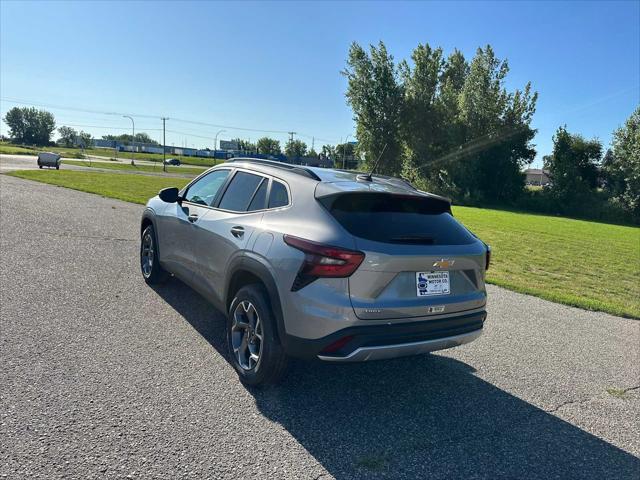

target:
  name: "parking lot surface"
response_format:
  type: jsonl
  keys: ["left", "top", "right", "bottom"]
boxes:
{"left": 1, "top": 174, "right": 639, "bottom": 479}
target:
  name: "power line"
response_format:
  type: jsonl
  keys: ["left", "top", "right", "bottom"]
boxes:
{"left": 54, "top": 123, "right": 163, "bottom": 131}
{"left": 0, "top": 97, "right": 159, "bottom": 119}
{"left": 161, "top": 117, "right": 169, "bottom": 173}
{"left": 1, "top": 97, "right": 345, "bottom": 145}
{"left": 1, "top": 97, "right": 305, "bottom": 137}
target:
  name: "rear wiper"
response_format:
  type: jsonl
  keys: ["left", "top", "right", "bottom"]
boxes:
{"left": 389, "top": 236, "right": 435, "bottom": 245}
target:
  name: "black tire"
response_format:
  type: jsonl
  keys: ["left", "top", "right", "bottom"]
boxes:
{"left": 55, "top": 165, "right": 59, "bottom": 170}
{"left": 140, "top": 225, "right": 169, "bottom": 284}
{"left": 38, "top": 165, "right": 42, "bottom": 169}
{"left": 227, "top": 284, "right": 288, "bottom": 386}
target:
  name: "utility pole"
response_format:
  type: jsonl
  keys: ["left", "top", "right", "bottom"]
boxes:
{"left": 288, "top": 131, "right": 296, "bottom": 144}
{"left": 161, "top": 117, "right": 169, "bottom": 172}
{"left": 213, "top": 130, "right": 226, "bottom": 159}
{"left": 311, "top": 136, "right": 315, "bottom": 153}
{"left": 343, "top": 134, "right": 351, "bottom": 169}
{"left": 123, "top": 115, "right": 135, "bottom": 166}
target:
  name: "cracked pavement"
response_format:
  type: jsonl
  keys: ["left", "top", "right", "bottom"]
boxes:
{"left": 1, "top": 174, "right": 639, "bottom": 479}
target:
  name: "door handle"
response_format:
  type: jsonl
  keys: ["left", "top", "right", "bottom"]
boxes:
{"left": 188, "top": 213, "right": 199, "bottom": 223}
{"left": 230, "top": 226, "right": 245, "bottom": 238}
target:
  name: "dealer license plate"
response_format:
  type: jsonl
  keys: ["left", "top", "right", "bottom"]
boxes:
{"left": 416, "top": 271, "right": 450, "bottom": 297}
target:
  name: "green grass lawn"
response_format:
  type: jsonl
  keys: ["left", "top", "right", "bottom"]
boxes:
{"left": 0, "top": 143, "right": 42, "bottom": 155}
{"left": 6, "top": 169, "right": 640, "bottom": 319}
{"left": 63, "top": 159, "right": 207, "bottom": 176}
{"left": 7, "top": 169, "right": 189, "bottom": 205}
{"left": 0, "top": 142, "right": 220, "bottom": 167}
{"left": 454, "top": 206, "right": 640, "bottom": 319}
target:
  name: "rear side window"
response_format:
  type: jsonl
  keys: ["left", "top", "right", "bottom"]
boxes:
{"left": 247, "top": 179, "right": 268, "bottom": 211}
{"left": 321, "top": 193, "right": 475, "bottom": 245}
{"left": 268, "top": 181, "right": 289, "bottom": 208}
{"left": 219, "top": 171, "right": 264, "bottom": 211}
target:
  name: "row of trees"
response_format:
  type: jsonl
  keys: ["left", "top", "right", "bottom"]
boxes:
{"left": 102, "top": 132, "right": 159, "bottom": 145}
{"left": 343, "top": 41, "right": 639, "bottom": 222}
{"left": 3, "top": 107, "right": 94, "bottom": 148}
{"left": 234, "top": 136, "right": 355, "bottom": 163}
{"left": 544, "top": 108, "right": 640, "bottom": 218}
{"left": 2, "top": 106, "right": 351, "bottom": 162}
{"left": 344, "top": 41, "right": 538, "bottom": 203}
{"left": 3, "top": 107, "right": 56, "bottom": 145}
{"left": 58, "top": 126, "right": 92, "bottom": 148}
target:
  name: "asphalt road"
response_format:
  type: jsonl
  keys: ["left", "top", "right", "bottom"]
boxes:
{"left": 1, "top": 174, "right": 639, "bottom": 479}
{"left": 0, "top": 154, "right": 201, "bottom": 178}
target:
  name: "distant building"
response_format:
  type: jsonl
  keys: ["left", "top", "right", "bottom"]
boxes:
{"left": 525, "top": 168, "right": 550, "bottom": 186}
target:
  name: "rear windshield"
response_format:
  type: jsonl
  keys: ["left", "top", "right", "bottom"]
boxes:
{"left": 321, "top": 193, "right": 476, "bottom": 245}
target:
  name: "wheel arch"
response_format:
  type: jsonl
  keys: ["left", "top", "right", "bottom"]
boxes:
{"left": 140, "top": 210, "right": 162, "bottom": 261}
{"left": 225, "top": 257, "right": 285, "bottom": 343}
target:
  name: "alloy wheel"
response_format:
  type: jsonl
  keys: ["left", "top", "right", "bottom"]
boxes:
{"left": 231, "top": 300, "right": 263, "bottom": 371}
{"left": 141, "top": 231, "right": 154, "bottom": 278}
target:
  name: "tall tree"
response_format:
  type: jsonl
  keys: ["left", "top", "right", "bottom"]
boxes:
{"left": 58, "top": 126, "right": 78, "bottom": 147}
{"left": 449, "top": 46, "right": 538, "bottom": 202}
{"left": 256, "top": 137, "right": 281, "bottom": 155}
{"left": 411, "top": 49, "right": 469, "bottom": 189}
{"left": 321, "top": 144, "right": 336, "bottom": 159}
{"left": 400, "top": 43, "right": 445, "bottom": 169}
{"left": 284, "top": 139, "right": 307, "bottom": 158}
{"left": 4, "top": 107, "right": 25, "bottom": 142}
{"left": 343, "top": 41, "right": 404, "bottom": 175}
{"left": 603, "top": 106, "right": 640, "bottom": 216}
{"left": 231, "top": 138, "right": 256, "bottom": 153}
{"left": 3, "top": 107, "right": 56, "bottom": 145}
{"left": 334, "top": 142, "right": 357, "bottom": 168}
{"left": 78, "top": 131, "right": 93, "bottom": 148}
{"left": 544, "top": 126, "right": 602, "bottom": 203}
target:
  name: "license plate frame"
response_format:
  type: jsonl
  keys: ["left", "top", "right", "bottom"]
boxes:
{"left": 416, "top": 271, "right": 451, "bottom": 297}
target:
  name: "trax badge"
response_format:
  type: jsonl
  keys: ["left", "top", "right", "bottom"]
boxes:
{"left": 433, "top": 259, "right": 455, "bottom": 268}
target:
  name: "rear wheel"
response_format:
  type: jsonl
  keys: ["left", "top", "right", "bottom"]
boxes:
{"left": 227, "top": 285, "right": 287, "bottom": 386}
{"left": 140, "top": 225, "right": 169, "bottom": 284}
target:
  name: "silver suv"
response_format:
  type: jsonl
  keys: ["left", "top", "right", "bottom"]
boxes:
{"left": 140, "top": 159, "right": 490, "bottom": 385}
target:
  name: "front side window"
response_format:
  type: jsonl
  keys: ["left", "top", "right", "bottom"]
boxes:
{"left": 184, "top": 169, "right": 230, "bottom": 206}
{"left": 218, "top": 171, "right": 264, "bottom": 211}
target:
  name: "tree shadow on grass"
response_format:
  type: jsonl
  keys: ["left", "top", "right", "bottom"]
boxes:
{"left": 152, "top": 277, "right": 640, "bottom": 479}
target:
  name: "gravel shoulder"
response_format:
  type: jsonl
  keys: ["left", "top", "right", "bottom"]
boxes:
{"left": 1, "top": 175, "right": 638, "bottom": 479}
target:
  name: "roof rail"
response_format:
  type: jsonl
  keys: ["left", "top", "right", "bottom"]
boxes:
{"left": 227, "top": 158, "right": 321, "bottom": 181}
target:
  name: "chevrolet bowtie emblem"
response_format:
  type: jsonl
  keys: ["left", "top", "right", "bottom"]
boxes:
{"left": 432, "top": 259, "right": 455, "bottom": 268}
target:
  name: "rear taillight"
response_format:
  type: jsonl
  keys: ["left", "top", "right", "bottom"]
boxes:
{"left": 485, "top": 245, "right": 491, "bottom": 270}
{"left": 283, "top": 234, "right": 365, "bottom": 291}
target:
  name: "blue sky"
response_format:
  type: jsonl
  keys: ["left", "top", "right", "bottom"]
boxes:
{"left": 1, "top": 0, "right": 638, "bottom": 166}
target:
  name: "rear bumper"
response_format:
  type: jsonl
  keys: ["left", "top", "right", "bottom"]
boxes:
{"left": 281, "top": 310, "right": 486, "bottom": 361}
{"left": 318, "top": 329, "right": 482, "bottom": 362}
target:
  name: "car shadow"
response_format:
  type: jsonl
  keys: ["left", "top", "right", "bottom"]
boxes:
{"left": 151, "top": 277, "right": 640, "bottom": 479}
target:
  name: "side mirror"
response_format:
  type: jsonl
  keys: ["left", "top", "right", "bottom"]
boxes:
{"left": 159, "top": 187, "right": 180, "bottom": 203}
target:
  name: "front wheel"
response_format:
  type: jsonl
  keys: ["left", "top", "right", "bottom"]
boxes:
{"left": 140, "top": 225, "right": 169, "bottom": 284}
{"left": 227, "top": 285, "right": 288, "bottom": 386}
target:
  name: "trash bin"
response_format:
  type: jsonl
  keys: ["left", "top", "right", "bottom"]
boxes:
{"left": 37, "top": 152, "right": 62, "bottom": 170}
